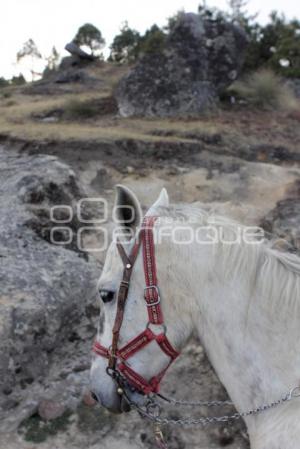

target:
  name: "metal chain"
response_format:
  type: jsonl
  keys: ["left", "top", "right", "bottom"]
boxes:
{"left": 110, "top": 369, "right": 300, "bottom": 427}
{"left": 125, "top": 387, "right": 300, "bottom": 427}
{"left": 157, "top": 393, "right": 233, "bottom": 407}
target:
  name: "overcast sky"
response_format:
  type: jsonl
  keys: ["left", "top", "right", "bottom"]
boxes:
{"left": 1, "top": 0, "right": 299, "bottom": 79}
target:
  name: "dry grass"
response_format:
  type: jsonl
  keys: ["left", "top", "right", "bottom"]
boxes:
{"left": 85, "top": 61, "right": 130, "bottom": 91}
{"left": 0, "top": 119, "right": 206, "bottom": 143}
{"left": 0, "top": 85, "right": 224, "bottom": 143}
{"left": 232, "top": 69, "right": 298, "bottom": 111}
{"left": 1, "top": 69, "right": 298, "bottom": 149}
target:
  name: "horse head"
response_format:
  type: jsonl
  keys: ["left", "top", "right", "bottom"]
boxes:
{"left": 89, "top": 185, "right": 192, "bottom": 413}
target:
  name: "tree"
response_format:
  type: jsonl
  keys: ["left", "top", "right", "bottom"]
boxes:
{"left": 17, "top": 39, "right": 42, "bottom": 81}
{"left": 109, "top": 23, "right": 166, "bottom": 63}
{"left": 243, "top": 12, "right": 300, "bottom": 77}
{"left": 73, "top": 23, "right": 105, "bottom": 56}
{"left": 109, "top": 22, "right": 141, "bottom": 63}
{"left": 11, "top": 74, "right": 26, "bottom": 86}
{"left": 138, "top": 25, "right": 166, "bottom": 56}
{"left": 45, "top": 46, "right": 60, "bottom": 71}
{"left": 0, "top": 77, "right": 9, "bottom": 88}
{"left": 265, "top": 14, "right": 300, "bottom": 77}
{"left": 228, "top": 0, "right": 248, "bottom": 23}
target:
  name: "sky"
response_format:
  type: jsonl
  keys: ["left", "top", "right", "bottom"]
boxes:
{"left": 1, "top": 0, "right": 300, "bottom": 79}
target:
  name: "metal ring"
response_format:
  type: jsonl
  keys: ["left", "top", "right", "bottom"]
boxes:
{"left": 146, "top": 322, "right": 167, "bottom": 335}
{"left": 106, "top": 367, "right": 117, "bottom": 378}
{"left": 146, "top": 402, "right": 162, "bottom": 418}
{"left": 290, "top": 387, "right": 300, "bottom": 398}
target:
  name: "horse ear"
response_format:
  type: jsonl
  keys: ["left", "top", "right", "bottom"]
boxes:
{"left": 114, "top": 185, "right": 142, "bottom": 232}
{"left": 146, "top": 188, "right": 169, "bottom": 215}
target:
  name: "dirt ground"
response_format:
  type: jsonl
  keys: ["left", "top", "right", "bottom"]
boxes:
{"left": 1, "top": 125, "right": 299, "bottom": 448}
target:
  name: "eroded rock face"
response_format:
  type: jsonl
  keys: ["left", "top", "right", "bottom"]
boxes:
{"left": 116, "top": 12, "right": 248, "bottom": 117}
{"left": 261, "top": 180, "right": 300, "bottom": 254}
{"left": 0, "top": 146, "right": 99, "bottom": 405}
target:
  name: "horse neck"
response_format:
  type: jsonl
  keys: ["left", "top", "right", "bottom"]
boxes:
{"left": 249, "top": 405, "right": 300, "bottom": 449}
{"left": 163, "top": 236, "right": 300, "bottom": 448}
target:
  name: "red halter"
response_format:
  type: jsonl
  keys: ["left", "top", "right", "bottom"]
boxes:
{"left": 92, "top": 216, "right": 179, "bottom": 395}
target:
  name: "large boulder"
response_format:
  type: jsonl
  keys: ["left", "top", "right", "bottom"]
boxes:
{"left": 116, "top": 12, "right": 248, "bottom": 117}
{"left": 0, "top": 146, "right": 99, "bottom": 414}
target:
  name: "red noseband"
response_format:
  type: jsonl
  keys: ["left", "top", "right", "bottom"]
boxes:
{"left": 92, "top": 216, "right": 179, "bottom": 395}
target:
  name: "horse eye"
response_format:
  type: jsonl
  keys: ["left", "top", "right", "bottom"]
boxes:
{"left": 99, "top": 289, "right": 115, "bottom": 303}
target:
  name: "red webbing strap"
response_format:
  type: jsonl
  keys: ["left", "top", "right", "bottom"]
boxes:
{"left": 118, "top": 362, "right": 161, "bottom": 395}
{"left": 142, "top": 216, "right": 163, "bottom": 325}
{"left": 93, "top": 341, "right": 109, "bottom": 358}
{"left": 118, "top": 328, "right": 155, "bottom": 360}
{"left": 93, "top": 333, "right": 179, "bottom": 362}
{"left": 156, "top": 334, "right": 180, "bottom": 360}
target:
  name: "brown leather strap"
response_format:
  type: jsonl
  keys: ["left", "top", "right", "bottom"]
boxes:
{"left": 116, "top": 242, "right": 131, "bottom": 267}
{"left": 109, "top": 238, "right": 142, "bottom": 369}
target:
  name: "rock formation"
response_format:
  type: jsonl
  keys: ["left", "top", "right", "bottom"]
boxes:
{"left": 116, "top": 12, "right": 248, "bottom": 117}
{"left": 0, "top": 146, "right": 99, "bottom": 416}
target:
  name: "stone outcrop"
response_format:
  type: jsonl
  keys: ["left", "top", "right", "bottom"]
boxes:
{"left": 116, "top": 12, "right": 248, "bottom": 117}
{"left": 0, "top": 146, "right": 99, "bottom": 408}
{"left": 65, "top": 42, "right": 96, "bottom": 62}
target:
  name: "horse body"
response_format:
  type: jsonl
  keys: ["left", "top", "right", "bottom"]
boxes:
{"left": 167, "top": 220, "right": 300, "bottom": 449}
{"left": 90, "top": 186, "right": 300, "bottom": 448}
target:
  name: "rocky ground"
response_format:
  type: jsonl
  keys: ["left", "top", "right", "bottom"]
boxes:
{"left": 0, "top": 58, "right": 299, "bottom": 449}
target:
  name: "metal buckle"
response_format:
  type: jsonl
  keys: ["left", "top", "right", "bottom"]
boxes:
{"left": 144, "top": 285, "right": 161, "bottom": 306}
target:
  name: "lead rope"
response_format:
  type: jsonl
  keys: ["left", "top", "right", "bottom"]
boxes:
{"left": 154, "top": 423, "right": 168, "bottom": 449}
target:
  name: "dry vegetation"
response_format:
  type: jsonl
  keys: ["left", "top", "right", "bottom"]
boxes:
{"left": 0, "top": 64, "right": 299, "bottom": 156}
{"left": 231, "top": 70, "right": 298, "bottom": 111}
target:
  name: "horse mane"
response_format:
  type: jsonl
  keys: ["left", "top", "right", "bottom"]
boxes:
{"left": 155, "top": 203, "right": 300, "bottom": 311}
{"left": 156, "top": 203, "right": 300, "bottom": 271}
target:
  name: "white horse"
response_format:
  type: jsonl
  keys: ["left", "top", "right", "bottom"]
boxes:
{"left": 90, "top": 185, "right": 300, "bottom": 449}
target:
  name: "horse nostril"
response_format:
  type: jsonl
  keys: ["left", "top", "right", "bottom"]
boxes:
{"left": 82, "top": 390, "right": 98, "bottom": 407}
{"left": 90, "top": 392, "right": 99, "bottom": 402}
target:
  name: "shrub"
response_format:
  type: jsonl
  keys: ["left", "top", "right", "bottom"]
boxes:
{"left": 63, "top": 99, "right": 99, "bottom": 120}
{"left": 0, "top": 77, "right": 9, "bottom": 88}
{"left": 63, "top": 97, "right": 117, "bottom": 120}
{"left": 1, "top": 91, "right": 11, "bottom": 99}
{"left": 231, "top": 70, "right": 297, "bottom": 111}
